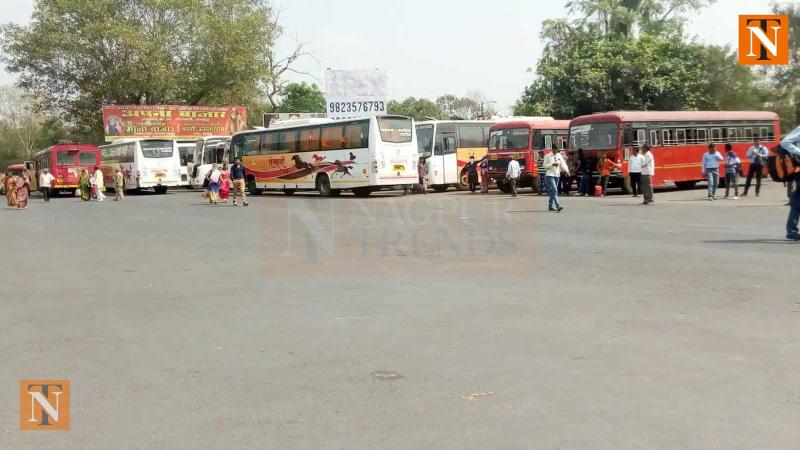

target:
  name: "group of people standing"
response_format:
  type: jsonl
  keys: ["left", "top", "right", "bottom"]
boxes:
{"left": 2, "top": 170, "right": 31, "bottom": 209}
{"left": 203, "top": 158, "right": 248, "bottom": 206}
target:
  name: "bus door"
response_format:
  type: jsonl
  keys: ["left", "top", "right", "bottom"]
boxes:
{"left": 440, "top": 131, "right": 458, "bottom": 185}
{"left": 58, "top": 150, "right": 78, "bottom": 187}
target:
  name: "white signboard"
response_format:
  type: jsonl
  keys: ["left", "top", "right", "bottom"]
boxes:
{"left": 325, "top": 69, "right": 388, "bottom": 120}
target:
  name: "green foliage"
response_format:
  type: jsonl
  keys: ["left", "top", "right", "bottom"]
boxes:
{"left": 387, "top": 97, "right": 444, "bottom": 121}
{"left": 515, "top": 0, "right": 778, "bottom": 120}
{"left": 277, "top": 82, "right": 325, "bottom": 113}
{"left": 435, "top": 93, "right": 496, "bottom": 120}
{"left": 0, "top": 0, "right": 277, "bottom": 141}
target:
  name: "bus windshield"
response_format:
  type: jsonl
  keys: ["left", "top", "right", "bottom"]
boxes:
{"left": 416, "top": 124, "right": 433, "bottom": 157}
{"left": 570, "top": 123, "right": 618, "bottom": 150}
{"left": 141, "top": 140, "right": 174, "bottom": 158}
{"left": 378, "top": 117, "right": 413, "bottom": 143}
{"left": 489, "top": 128, "right": 530, "bottom": 150}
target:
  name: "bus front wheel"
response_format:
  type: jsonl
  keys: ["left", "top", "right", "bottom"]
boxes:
{"left": 247, "top": 176, "right": 263, "bottom": 195}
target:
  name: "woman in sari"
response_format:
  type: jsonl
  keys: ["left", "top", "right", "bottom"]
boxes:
{"left": 4, "top": 172, "right": 16, "bottom": 207}
{"left": 218, "top": 163, "right": 231, "bottom": 203}
{"left": 15, "top": 172, "right": 30, "bottom": 209}
{"left": 79, "top": 169, "right": 92, "bottom": 201}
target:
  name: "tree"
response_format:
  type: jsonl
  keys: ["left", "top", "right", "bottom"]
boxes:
{"left": 435, "top": 92, "right": 496, "bottom": 120}
{"left": 275, "top": 82, "right": 325, "bottom": 113}
{"left": 768, "top": 3, "right": 800, "bottom": 131}
{"left": 514, "top": 0, "right": 768, "bottom": 119}
{"left": 387, "top": 97, "right": 443, "bottom": 120}
{"left": 0, "top": 0, "right": 279, "bottom": 140}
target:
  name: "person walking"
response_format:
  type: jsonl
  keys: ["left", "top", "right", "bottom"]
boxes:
{"left": 79, "top": 169, "right": 91, "bottom": 201}
{"left": 627, "top": 147, "right": 644, "bottom": 197}
{"left": 3, "top": 172, "right": 15, "bottom": 207}
{"left": 723, "top": 143, "right": 741, "bottom": 199}
{"left": 465, "top": 156, "right": 479, "bottom": 193}
{"left": 742, "top": 137, "right": 768, "bottom": 197}
{"left": 219, "top": 163, "right": 231, "bottom": 203}
{"left": 543, "top": 145, "right": 569, "bottom": 212}
{"left": 93, "top": 166, "right": 106, "bottom": 201}
{"left": 113, "top": 168, "right": 125, "bottom": 201}
{"left": 640, "top": 145, "right": 655, "bottom": 205}
{"left": 781, "top": 124, "right": 800, "bottom": 240}
{"left": 39, "top": 168, "right": 54, "bottom": 202}
{"left": 701, "top": 144, "right": 723, "bottom": 201}
{"left": 479, "top": 156, "right": 489, "bottom": 194}
{"left": 207, "top": 164, "right": 221, "bottom": 205}
{"left": 230, "top": 158, "right": 248, "bottom": 207}
{"left": 560, "top": 153, "right": 576, "bottom": 196}
{"left": 15, "top": 171, "right": 30, "bottom": 209}
{"left": 506, "top": 157, "right": 521, "bottom": 198}
{"left": 577, "top": 148, "right": 592, "bottom": 196}
{"left": 597, "top": 152, "right": 620, "bottom": 196}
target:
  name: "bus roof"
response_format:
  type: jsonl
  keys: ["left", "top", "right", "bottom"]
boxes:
{"left": 490, "top": 119, "right": 570, "bottom": 130}
{"left": 100, "top": 138, "right": 175, "bottom": 146}
{"left": 33, "top": 142, "right": 98, "bottom": 158}
{"left": 416, "top": 119, "right": 499, "bottom": 126}
{"left": 570, "top": 111, "right": 779, "bottom": 126}
{"left": 232, "top": 115, "right": 411, "bottom": 137}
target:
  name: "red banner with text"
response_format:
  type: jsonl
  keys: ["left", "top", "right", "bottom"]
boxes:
{"left": 101, "top": 105, "right": 247, "bottom": 142}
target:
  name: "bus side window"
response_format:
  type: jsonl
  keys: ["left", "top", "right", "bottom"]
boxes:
{"left": 711, "top": 128, "right": 721, "bottom": 143}
{"left": 443, "top": 136, "right": 456, "bottom": 154}
{"left": 544, "top": 135, "right": 552, "bottom": 150}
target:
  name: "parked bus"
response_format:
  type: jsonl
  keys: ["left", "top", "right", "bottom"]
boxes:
{"left": 32, "top": 141, "right": 101, "bottom": 194}
{"left": 190, "top": 136, "right": 230, "bottom": 188}
{"left": 486, "top": 119, "right": 570, "bottom": 194}
{"left": 415, "top": 120, "right": 498, "bottom": 192}
{"left": 99, "top": 138, "right": 181, "bottom": 193}
{"left": 568, "top": 111, "right": 781, "bottom": 191}
{"left": 176, "top": 141, "right": 197, "bottom": 187}
{"left": 231, "top": 115, "right": 417, "bottom": 197}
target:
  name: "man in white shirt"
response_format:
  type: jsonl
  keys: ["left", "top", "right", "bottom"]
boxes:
{"left": 743, "top": 137, "right": 769, "bottom": 197}
{"left": 506, "top": 158, "right": 521, "bottom": 198}
{"left": 627, "top": 147, "right": 644, "bottom": 197}
{"left": 39, "top": 168, "right": 55, "bottom": 203}
{"left": 93, "top": 166, "right": 105, "bottom": 201}
{"left": 640, "top": 145, "right": 655, "bottom": 205}
{"left": 543, "top": 146, "right": 569, "bottom": 212}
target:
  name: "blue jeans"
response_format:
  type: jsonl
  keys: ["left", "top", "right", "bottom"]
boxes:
{"left": 706, "top": 169, "right": 719, "bottom": 197}
{"left": 545, "top": 176, "right": 560, "bottom": 208}
{"left": 788, "top": 180, "right": 800, "bottom": 235}
{"left": 579, "top": 171, "right": 591, "bottom": 194}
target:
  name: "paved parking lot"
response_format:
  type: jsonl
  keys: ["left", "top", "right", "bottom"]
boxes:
{"left": 1, "top": 183, "right": 799, "bottom": 449}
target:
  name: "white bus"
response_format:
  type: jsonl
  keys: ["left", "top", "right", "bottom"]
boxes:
{"left": 99, "top": 138, "right": 181, "bottom": 194}
{"left": 230, "top": 115, "right": 418, "bottom": 197}
{"left": 190, "top": 136, "right": 230, "bottom": 188}
{"left": 415, "top": 120, "right": 498, "bottom": 191}
{"left": 176, "top": 141, "right": 197, "bottom": 187}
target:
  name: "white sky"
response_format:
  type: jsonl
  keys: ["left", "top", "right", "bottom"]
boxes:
{"left": 0, "top": 0, "right": 775, "bottom": 113}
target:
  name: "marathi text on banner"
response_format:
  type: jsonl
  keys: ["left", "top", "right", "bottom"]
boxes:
{"left": 101, "top": 105, "right": 247, "bottom": 142}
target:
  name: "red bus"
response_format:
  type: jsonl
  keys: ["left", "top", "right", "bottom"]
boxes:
{"left": 487, "top": 119, "right": 570, "bottom": 193}
{"left": 568, "top": 111, "right": 781, "bottom": 190}
{"left": 32, "top": 141, "right": 101, "bottom": 193}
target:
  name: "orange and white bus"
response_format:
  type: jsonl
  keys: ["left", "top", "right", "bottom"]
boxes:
{"left": 568, "top": 111, "right": 781, "bottom": 190}
{"left": 232, "top": 115, "right": 418, "bottom": 197}
{"left": 487, "top": 119, "right": 570, "bottom": 194}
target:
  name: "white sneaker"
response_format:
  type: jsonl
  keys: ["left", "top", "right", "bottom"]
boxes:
{"left": 733, "top": 196, "right": 739, "bottom": 200}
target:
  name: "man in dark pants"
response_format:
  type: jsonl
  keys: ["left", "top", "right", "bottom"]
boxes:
{"left": 743, "top": 137, "right": 768, "bottom": 197}
{"left": 782, "top": 125, "right": 800, "bottom": 240}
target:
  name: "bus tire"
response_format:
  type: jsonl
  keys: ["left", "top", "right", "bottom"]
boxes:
{"left": 316, "top": 174, "right": 333, "bottom": 197}
{"left": 432, "top": 185, "right": 448, "bottom": 193}
{"left": 498, "top": 180, "right": 512, "bottom": 194}
{"left": 352, "top": 187, "right": 372, "bottom": 197}
{"left": 456, "top": 171, "right": 469, "bottom": 190}
{"left": 530, "top": 176, "right": 541, "bottom": 194}
{"left": 246, "top": 175, "right": 263, "bottom": 195}
{"left": 675, "top": 181, "right": 697, "bottom": 190}
{"left": 283, "top": 189, "right": 296, "bottom": 196}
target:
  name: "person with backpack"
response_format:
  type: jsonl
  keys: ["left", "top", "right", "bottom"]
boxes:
{"left": 781, "top": 125, "right": 800, "bottom": 240}
{"left": 743, "top": 137, "right": 769, "bottom": 197}
{"left": 479, "top": 155, "right": 490, "bottom": 194}
{"left": 723, "top": 143, "right": 741, "bottom": 199}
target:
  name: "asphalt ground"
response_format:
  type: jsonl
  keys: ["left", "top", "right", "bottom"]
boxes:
{"left": 1, "top": 181, "right": 798, "bottom": 449}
